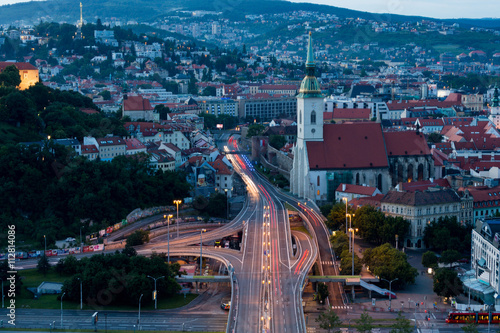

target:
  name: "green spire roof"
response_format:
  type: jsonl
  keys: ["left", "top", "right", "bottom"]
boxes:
{"left": 298, "top": 32, "right": 322, "bottom": 99}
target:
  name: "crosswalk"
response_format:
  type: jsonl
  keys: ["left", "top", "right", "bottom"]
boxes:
{"left": 321, "top": 261, "right": 334, "bottom": 265}
{"left": 331, "top": 305, "right": 353, "bottom": 310}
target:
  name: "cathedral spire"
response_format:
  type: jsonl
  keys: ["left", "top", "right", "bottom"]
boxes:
{"left": 297, "top": 32, "right": 322, "bottom": 98}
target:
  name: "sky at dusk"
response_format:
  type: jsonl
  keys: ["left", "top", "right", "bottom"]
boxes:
{"left": 0, "top": 0, "right": 498, "bottom": 19}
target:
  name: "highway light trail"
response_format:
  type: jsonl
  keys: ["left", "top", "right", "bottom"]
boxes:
{"left": 294, "top": 249, "right": 309, "bottom": 275}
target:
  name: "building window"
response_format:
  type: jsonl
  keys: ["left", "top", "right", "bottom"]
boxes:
{"left": 311, "top": 111, "right": 316, "bottom": 124}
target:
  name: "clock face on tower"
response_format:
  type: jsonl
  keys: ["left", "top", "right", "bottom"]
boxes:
{"left": 311, "top": 129, "right": 316, "bottom": 133}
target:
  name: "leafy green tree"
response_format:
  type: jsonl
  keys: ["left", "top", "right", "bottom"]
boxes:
{"left": 363, "top": 243, "right": 417, "bottom": 288}
{"left": 340, "top": 249, "right": 362, "bottom": 275}
{"left": 126, "top": 230, "right": 150, "bottom": 246}
{"left": 155, "top": 105, "right": 171, "bottom": 120}
{"left": 424, "top": 216, "right": 471, "bottom": 252}
{"left": 201, "top": 86, "right": 216, "bottom": 96}
{"left": 440, "top": 249, "right": 462, "bottom": 268}
{"left": 326, "top": 202, "right": 354, "bottom": 230}
{"left": 330, "top": 230, "right": 349, "bottom": 256}
{"left": 422, "top": 251, "right": 438, "bottom": 268}
{"left": 316, "top": 309, "right": 342, "bottom": 333}
{"left": 390, "top": 312, "right": 412, "bottom": 333}
{"left": 0, "top": 65, "right": 21, "bottom": 87}
{"left": 356, "top": 311, "right": 374, "bottom": 333}
{"left": 37, "top": 255, "right": 51, "bottom": 276}
{"left": 354, "top": 205, "right": 409, "bottom": 246}
{"left": 433, "top": 268, "right": 463, "bottom": 298}
{"left": 317, "top": 282, "right": 329, "bottom": 303}
{"left": 98, "top": 90, "right": 111, "bottom": 100}
{"left": 246, "top": 124, "right": 265, "bottom": 138}
{"left": 122, "top": 245, "right": 137, "bottom": 257}
{"left": 188, "top": 76, "right": 198, "bottom": 95}
{"left": 269, "top": 135, "right": 286, "bottom": 150}
{"left": 320, "top": 204, "right": 333, "bottom": 218}
{"left": 427, "top": 133, "right": 443, "bottom": 144}
{"left": 461, "top": 322, "right": 479, "bottom": 333}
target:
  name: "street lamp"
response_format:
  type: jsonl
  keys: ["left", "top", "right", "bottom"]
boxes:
{"left": 60, "top": 292, "right": 65, "bottom": 328}
{"left": 147, "top": 275, "right": 165, "bottom": 310}
{"left": 488, "top": 303, "right": 495, "bottom": 333}
{"left": 347, "top": 213, "right": 355, "bottom": 252}
{"left": 77, "top": 277, "right": 82, "bottom": 310}
{"left": 165, "top": 214, "right": 173, "bottom": 263}
{"left": 224, "top": 188, "right": 229, "bottom": 220}
{"left": 1, "top": 279, "right": 4, "bottom": 308}
{"left": 379, "top": 277, "right": 398, "bottom": 311}
{"left": 200, "top": 229, "right": 207, "bottom": 276}
{"left": 138, "top": 294, "right": 143, "bottom": 331}
{"left": 348, "top": 227, "right": 358, "bottom": 300}
{"left": 173, "top": 200, "right": 182, "bottom": 238}
{"left": 342, "top": 197, "right": 348, "bottom": 234}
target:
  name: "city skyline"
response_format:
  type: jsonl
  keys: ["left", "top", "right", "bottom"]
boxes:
{"left": 0, "top": 0, "right": 498, "bottom": 20}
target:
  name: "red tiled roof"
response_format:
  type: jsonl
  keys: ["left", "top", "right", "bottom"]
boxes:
{"left": 307, "top": 123, "right": 388, "bottom": 170}
{"left": 401, "top": 178, "right": 450, "bottom": 192}
{"left": 384, "top": 131, "right": 431, "bottom": 157}
{"left": 124, "top": 138, "right": 146, "bottom": 150}
{"left": 332, "top": 108, "right": 370, "bottom": 119}
{"left": 335, "top": 183, "right": 379, "bottom": 196}
{"left": 97, "top": 136, "right": 125, "bottom": 146}
{"left": 350, "top": 194, "right": 384, "bottom": 210}
{"left": 468, "top": 186, "right": 500, "bottom": 205}
{"left": 123, "top": 95, "right": 154, "bottom": 111}
{"left": 0, "top": 61, "right": 37, "bottom": 71}
{"left": 209, "top": 159, "right": 232, "bottom": 175}
{"left": 81, "top": 144, "right": 98, "bottom": 154}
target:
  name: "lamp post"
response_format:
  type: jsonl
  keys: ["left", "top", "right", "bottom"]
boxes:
{"left": 348, "top": 227, "right": 358, "bottom": 300}
{"left": 224, "top": 188, "right": 229, "bottom": 220}
{"left": 379, "top": 277, "right": 398, "bottom": 311}
{"left": 77, "top": 277, "right": 82, "bottom": 310}
{"left": 173, "top": 200, "right": 182, "bottom": 238}
{"left": 138, "top": 293, "right": 143, "bottom": 331}
{"left": 342, "top": 197, "right": 348, "bottom": 234}
{"left": 200, "top": 229, "right": 207, "bottom": 275}
{"left": 488, "top": 303, "right": 495, "bottom": 333}
{"left": 347, "top": 213, "right": 355, "bottom": 252}
{"left": 165, "top": 214, "right": 173, "bottom": 263}
{"left": 44, "top": 235, "right": 46, "bottom": 255}
{"left": 1, "top": 280, "right": 4, "bottom": 308}
{"left": 60, "top": 292, "right": 65, "bottom": 328}
{"left": 147, "top": 275, "right": 165, "bottom": 310}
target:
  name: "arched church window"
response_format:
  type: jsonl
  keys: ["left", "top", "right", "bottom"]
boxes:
{"left": 311, "top": 111, "right": 316, "bottom": 124}
{"left": 299, "top": 110, "right": 302, "bottom": 124}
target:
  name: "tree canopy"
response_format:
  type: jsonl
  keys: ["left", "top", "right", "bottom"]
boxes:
{"left": 362, "top": 243, "right": 418, "bottom": 289}
{"left": 60, "top": 252, "right": 181, "bottom": 307}
{"left": 354, "top": 205, "right": 410, "bottom": 246}
{"left": 423, "top": 216, "right": 471, "bottom": 252}
{"left": 433, "top": 268, "right": 463, "bottom": 298}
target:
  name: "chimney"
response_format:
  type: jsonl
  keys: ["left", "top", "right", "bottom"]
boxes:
{"left": 342, "top": 184, "right": 346, "bottom": 192}
{"left": 123, "top": 94, "right": 128, "bottom": 100}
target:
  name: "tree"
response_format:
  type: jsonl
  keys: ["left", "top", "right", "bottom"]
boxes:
{"left": 440, "top": 249, "right": 462, "bottom": 268}
{"left": 422, "top": 251, "right": 438, "bottom": 268}
{"left": 433, "top": 268, "right": 463, "bottom": 298}
{"left": 122, "top": 245, "right": 137, "bottom": 257}
{"left": 363, "top": 244, "right": 418, "bottom": 288}
{"left": 0, "top": 65, "right": 21, "bottom": 87}
{"left": 246, "top": 124, "right": 265, "bottom": 138}
{"left": 155, "top": 105, "right": 170, "bottom": 120}
{"left": 424, "top": 216, "right": 471, "bottom": 252}
{"left": 201, "top": 86, "right": 216, "bottom": 96}
{"left": 37, "top": 255, "right": 51, "bottom": 276}
{"left": 354, "top": 205, "right": 410, "bottom": 246}
{"left": 317, "top": 282, "right": 329, "bottom": 303}
{"left": 330, "top": 231, "right": 349, "bottom": 256}
{"left": 340, "top": 249, "right": 362, "bottom": 275}
{"left": 356, "top": 311, "right": 374, "bottom": 333}
{"left": 98, "top": 90, "right": 111, "bottom": 100}
{"left": 188, "top": 76, "right": 198, "bottom": 95}
{"left": 390, "top": 312, "right": 412, "bottom": 333}
{"left": 316, "top": 309, "right": 342, "bottom": 333}
{"left": 126, "top": 230, "right": 150, "bottom": 247}
{"left": 427, "top": 133, "right": 443, "bottom": 144}
{"left": 326, "top": 203, "right": 354, "bottom": 230}
{"left": 461, "top": 322, "right": 479, "bottom": 333}
{"left": 269, "top": 135, "right": 286, "bottom": 150}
